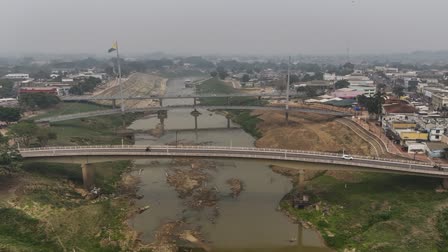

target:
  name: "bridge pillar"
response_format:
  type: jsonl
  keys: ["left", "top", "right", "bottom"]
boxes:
{"left": 81, "top": 163, "right": 95, "bottom": 190}
{"left": 159, "top": 98, "right": 163, "bottom": 107}
{"left": 443, "top": 178, "right": 448, "bottom": 189}
{"left": 191, "top": 109, "right": 201, "bottom": 130}
{"left": 225, "top": 113, "right": 232, "bottom": 129}
{"left": 285, "top": 111, "right": 289, "bottom": 122}
{"left": 193, "top": 97, "right": 197, "bottom": 106}
{"left": 112, "top": 99, "right": 116, "bottom": 109}
{"left": 157, "top": 110, "right": 167, "bottom": 134}
{"left": 227, "top": 97, "right": 230, "bottom": 106}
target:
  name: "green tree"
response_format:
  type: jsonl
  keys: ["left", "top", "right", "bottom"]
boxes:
{"left": 8, "top": 121, "right": 38, "bottom": 147}
{"left": 393, "top": 85, "right": 405, "bottom": 97}
{"left": 0, "top": 107, "right": 21, "bottom": 123}
{"left": 357, "top": 92, "right": 385, "bottom": 118}
{"left": 0, "top": 79, "right": 15, "bottom": 98}
{"left": 210, "top": 71, "right": 218, "bottom": 78}
{"left": 241, "top": 74, "right": 250, "bottom": 83}
{"left": 304, "top": 86, "right": 318, "bottom": 98}
{"left": 19, "top": 93, "right": 60, "bottom": 110}
{"left": 36, "top": 128, "right": 57, "bottom": 147}
{"left": 334, "top": 80, "right": 350, "bottom": 89}
{"left": 289, "top": 74, "right": 300, "bottom": 84}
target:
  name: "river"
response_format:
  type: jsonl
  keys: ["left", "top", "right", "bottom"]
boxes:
{"left": 127, "top": 78, "right": 331, "bottom": 251}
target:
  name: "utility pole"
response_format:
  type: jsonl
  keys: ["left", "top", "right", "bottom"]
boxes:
{"left": 285, "top": 56, "right": 291, "bottom": 122}
{"left": 114, "top": 41, "right": 125, "bottom": 113}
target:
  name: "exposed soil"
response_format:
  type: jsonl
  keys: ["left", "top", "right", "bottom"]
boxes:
{"left": 254, "top": 110, "right": 372, "bottom": 156}
{"left": 94, "top": 73, "right": 167, "bottom": 109}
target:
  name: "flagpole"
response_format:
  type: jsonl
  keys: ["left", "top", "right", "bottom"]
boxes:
{"left": 115, "top": 41, "right": 124, "bottom": 113}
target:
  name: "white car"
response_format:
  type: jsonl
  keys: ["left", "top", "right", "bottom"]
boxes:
{"left": 342, "top": 154, "right": 353, "bottom": 160}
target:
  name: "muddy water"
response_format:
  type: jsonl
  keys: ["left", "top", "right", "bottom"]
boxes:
{"left": 127, "top": 78, "right": 331, "bottom": 251}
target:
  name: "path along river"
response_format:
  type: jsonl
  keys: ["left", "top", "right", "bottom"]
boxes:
{"left": 127, "top": 78, "right": 331, "bottom": 252}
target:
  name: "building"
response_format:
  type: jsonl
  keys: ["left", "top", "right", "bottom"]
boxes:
{"left": 4, "top": 73, "right": 29, "bottom": 80}
{"left": 432, "top": 93, "right": 448, "bottom": 110}
{"left": 332, "top": 88, "right": 364, "bottom": 99}
{"left": 19, "top": 87, "right": 58, "bottom": 95}
{"left": 0, "top": 98, "right": 18, "bottom": 107}
{"left": 425, "top": 142, "right": 448, "bottom": 158}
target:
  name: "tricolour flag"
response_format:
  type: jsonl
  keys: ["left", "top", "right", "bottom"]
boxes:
{"left": 108, "top": 41, "right": 118, "bottom": 53}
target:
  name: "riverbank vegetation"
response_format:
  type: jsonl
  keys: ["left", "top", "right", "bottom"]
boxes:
{"left": 197, "top": 77, "right": 263, "bottom": 138}
{"left": 0, "top": 160, "right": 140, "bottom": 251}
{"left": 281, "top": 173, "right": 448, "bottom": 251}
{"left": 31, "top": 102, "right": 141, "bottom": 146}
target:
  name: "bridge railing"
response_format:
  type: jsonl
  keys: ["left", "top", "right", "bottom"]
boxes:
{"left": 20, "top": 145, "right": 429, "bottom": 166}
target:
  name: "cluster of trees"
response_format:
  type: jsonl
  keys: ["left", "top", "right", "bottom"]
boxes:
{"left": 8, "top": 121, "right": 57, "bottom": 147}
{"left": 334, "top": 80, "right": 350, "bottom": 89}
{"left": 210, "top": 66, "right": 229, "bottom": 80}
{"left": 0, "top": 107, "right": 21, "bottom": 123}
{"left": 69, "top": 77, "right": 102, "bottom": 95}
{"left": 357, "top": 92, "right": 386, "bottom": 118}
{"left": 0, "top": 79, "right": 16, "bottom": 98}
{"left": 392, "top": 85, "right": 405, "bottom": 97}
{"left": 19, "top": 93, "right": 60, "bottom": 110}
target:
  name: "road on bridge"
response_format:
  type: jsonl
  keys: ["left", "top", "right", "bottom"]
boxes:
{"left": 19, "top": 145, "right": 448, "bottom": 178}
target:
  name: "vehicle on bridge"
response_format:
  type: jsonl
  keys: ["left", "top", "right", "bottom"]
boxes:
{"left": 342, "top": 154, "right": 353, "bottom": 160}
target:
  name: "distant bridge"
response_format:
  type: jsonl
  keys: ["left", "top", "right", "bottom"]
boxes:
{"left": 35, "top": 105, "right": 351, "bottom": 123}
{"left": 61, "top": 93, "right": 293, "bottom": 101}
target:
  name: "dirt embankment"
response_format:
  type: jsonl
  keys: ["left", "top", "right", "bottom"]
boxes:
{"left": 94, "top": 73, "right": 167, "bottom": 109}
{"left": 254, "top": 110, "right": 372, "bottom": 156}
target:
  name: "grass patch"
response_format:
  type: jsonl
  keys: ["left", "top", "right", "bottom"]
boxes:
{"left": 32, "top": 102, "right": 109, "bottom": 120}
{"left": 197, "top": 78, "right": 264, "bottom": 138}
{"left": 282, "top": 173, "right": 448, "bottom": 251}
{"left": 47, "top": 113, "right": 140, "bottom": 146}
{"left": 0, "top": 208, "right": 61, "bottom": 251}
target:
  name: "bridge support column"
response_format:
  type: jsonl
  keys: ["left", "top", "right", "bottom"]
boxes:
{"left": 227, "top": 97, "right": 230, "bottom": 106}
{"left": 193, "top": 97, "right": 197, "bottom": 106}
{"left": 285, "top": 111, "right": 289, "bottom": 122}
{"left": 191, "top": 109, "right": 201, "bottom": 130}
{"left": 157, "top": 110, "right": 168, "bottom": 135}
{"left": 82, "top": 163, "right": 95, "bottom": 190}
{"left": 225, "top": 113, "right": 232, "bottom": 129}
{"left": 159, "top": 99, "right": 163, "bottom": 107}
{"left": 443, "top": 178, "right": 448, "bottom": 189}
{"left": 112, "top": 99, "right": 116, "bottom": 109}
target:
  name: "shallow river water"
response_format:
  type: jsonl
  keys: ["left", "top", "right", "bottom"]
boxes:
{"left": 127, "top": 78, "right": 331, "bottom": 251}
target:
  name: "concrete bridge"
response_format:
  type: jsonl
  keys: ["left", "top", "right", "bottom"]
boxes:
{"left": 62, "top": 93, "right": 295, "bottom": 102}
{"left": 35, "top": 105, "right": 350, "bottom": 123}
{"left": 19, "top": 145, "right": 448, "bottom": 189}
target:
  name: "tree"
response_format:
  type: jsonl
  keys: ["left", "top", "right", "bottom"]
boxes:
{"left": 393, "top": 85, "right": 405, "bottom": 97}
{"left": 218, "top": 70, "right": 228, "bottom": 80}
{"left": 334, "top": 80, "right": 350, "bottom": 89}
{"left": 36, "top": 128, "right": 57, "bottom": 147}
{"left": 0, "top": 79, "right": 15, "bottom": 98}
{"left": 357, "top": 92, "right": 385, "bottom": 118}
{"left": 241, "top": 74, "right": 250, "bottom": 83}
{"left": 19, "top": 93, "right": 60, "bottom": 110}
{"left": 289, "top": 74, "right": 300, "bottom": 84}
{"left": 8, "top": 121, "right": 38, "bottom": 147}
{"left": 210, "top": 71, "right": 218, "bottom": 78}
{"left": 0, "top": 107, "right": 21, "bottom": 123}
{"left": 304, "top": 86, "right": 318, "bottom": 98}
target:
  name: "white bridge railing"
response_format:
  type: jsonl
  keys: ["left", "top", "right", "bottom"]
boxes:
{"left": 20, "top": 145, "right": 430, "bottom": 166}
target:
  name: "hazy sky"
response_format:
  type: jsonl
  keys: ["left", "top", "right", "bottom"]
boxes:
{"left": 2, "top": 0, "right": 448, "bottom": 55}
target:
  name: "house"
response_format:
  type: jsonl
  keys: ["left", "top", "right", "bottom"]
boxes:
{"left": 425, "top": 142, "right": 448, "bottom": 158}
{"left": 332, "top": 88, "right": 364, "bottom": 99}
{"left": 382, "top": 99, "right": 417, "bottom": 116}
{"left": 19, "top": 87, "right": 58, "bottom": 95}
{"left": 432, "top": 93, "right": 448, "bottom": 110}
{"left": 4, "top": 73, "right": 29, "bottom": 80}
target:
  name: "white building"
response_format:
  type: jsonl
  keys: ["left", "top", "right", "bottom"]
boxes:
{"left": 4, "top": 73, "right": 29, "bottom": 80}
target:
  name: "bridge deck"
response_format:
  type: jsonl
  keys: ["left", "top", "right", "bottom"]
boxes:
{"left": 19, "top": 145, "right": 448, "bottom": 178}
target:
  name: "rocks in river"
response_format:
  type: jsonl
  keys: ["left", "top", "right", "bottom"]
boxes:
{"left": 137, "top": 205, "right": 150, "bottom": 214}
{"left": 226, "top": 178, "right": 244, "bottom": 198}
